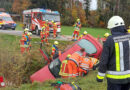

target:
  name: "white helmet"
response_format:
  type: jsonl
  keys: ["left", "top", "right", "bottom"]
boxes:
{"left": 24, "top": 28, "right": 29, "bottom": 31}
{"left": 107, "top": 16, "right": 125, "bottom": 29}
{"left": 54, "top": 41, "right": 59, "bottom": 45}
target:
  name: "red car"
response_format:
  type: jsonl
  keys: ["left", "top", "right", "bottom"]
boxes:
{"left": 30, "top": 34, "right": 103, "bottom": 83}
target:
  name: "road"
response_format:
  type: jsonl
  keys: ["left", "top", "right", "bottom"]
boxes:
{"left": 0, "top": 30, "right": 72, "bottom": 41}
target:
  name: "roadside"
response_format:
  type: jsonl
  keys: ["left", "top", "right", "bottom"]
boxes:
{"left": 0, "top": 30, "right": 72, "bottom": 41}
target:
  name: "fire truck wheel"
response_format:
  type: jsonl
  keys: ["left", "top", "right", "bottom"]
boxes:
{"left": 35, "top": 27, "right": 40, "bottom": 35}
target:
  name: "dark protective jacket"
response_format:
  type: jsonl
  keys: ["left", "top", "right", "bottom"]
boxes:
{"left": 97, "top": 26, "right": 130, "bottom": 84}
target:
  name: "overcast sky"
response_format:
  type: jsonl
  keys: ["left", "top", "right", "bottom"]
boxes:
{"left": 90, "top": 0, "right": 97, "bottom": 10}
{"left": 79, "top": 0, "right": 98, "bottom": 10}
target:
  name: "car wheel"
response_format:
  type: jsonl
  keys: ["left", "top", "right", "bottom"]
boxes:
{"left": 12, "top": 28, "right": 15, "bottom": 30}
{"left": 36, "top": 27, "right": 40, "bottom": 35}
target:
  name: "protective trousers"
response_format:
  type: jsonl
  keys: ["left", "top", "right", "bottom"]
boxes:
{"left": 53, "top": 29, "right": 57, "bottom": 38}
{"left": 107, "top": 81, "right": 130, "bottom": 90}
{"left": 73, "top": 30, "right": 79, "bottom": 40}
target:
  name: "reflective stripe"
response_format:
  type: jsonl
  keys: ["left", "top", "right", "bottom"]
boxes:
{"left": 97, "top": 75, "right": 104, "bottom": 79}
{"left": 129, "top": 40, "right": 130, "bottom": 69}
{"left": 73, "top": 73, "right": 79, "bottom": 76}
{"left": 20, "top": 45, "right": 29, "bottom": 47}
{"left": 69, "top": 58, "right": 79, "bottom": 67}
{"left": 98, "top": 72, "right": 105, "bottom": 76}
{"left": 106, "top": 74, "right": 130, "bottom": 79}
{"left": 119, "top": 42, "right": 124, "bottom": 71}
{"left": 113, "top": 35, "right": 130, "bottom": 42}
{"left": 81, "top": 67, "right": 89, "bottom": 71}
{"left": 107, "top": 70, "right": 130, "bottom": 75}
{"left": 115, "top": 43, "right": 120, "bottom": 71}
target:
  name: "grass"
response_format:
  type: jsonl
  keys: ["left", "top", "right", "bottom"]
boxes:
{"left": 15, "top": 22, "right": 110, "bottom": 38}
{"left": 3, "top": 71, "right": 107, "bottom": 90}
{"left": 61, "top": 26, "right": 110, "bottom": 38}
{"left": 15, "top": 22, "right": 23, "bottom": 31}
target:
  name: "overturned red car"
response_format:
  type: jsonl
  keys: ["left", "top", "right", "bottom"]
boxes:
{"left": 30, "top": 34, "right": 103, "bottom": 83}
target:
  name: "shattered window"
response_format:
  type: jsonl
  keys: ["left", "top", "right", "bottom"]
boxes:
{"left": 48, "top": 58, "right": 61, "bottom": 78}
{"left": 78, "top": 39, "right": 97, "bottom": 54}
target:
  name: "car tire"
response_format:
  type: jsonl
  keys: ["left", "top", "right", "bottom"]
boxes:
{"left": 35, "top": 27, "right": 40, "bottom": 35}
{"left": 12, "top": 28, "right": 15, "bottom": 30}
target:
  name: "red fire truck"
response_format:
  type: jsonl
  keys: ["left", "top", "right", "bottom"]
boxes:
{"left": 23, "top": 8, "right": 61, "bottom": 35}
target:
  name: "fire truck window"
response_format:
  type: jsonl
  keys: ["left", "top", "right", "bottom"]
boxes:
{"left": 33, "top": 13, "right": 37, "bottom": 19}
{"left": 37, "top": 13, "right": 41, "bottom": 20}
{"left": 42, "top": 15, "right": 45, "bottom": 21}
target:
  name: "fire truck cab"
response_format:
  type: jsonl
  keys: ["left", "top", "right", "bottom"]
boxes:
{"left": 23, "top": 8, "right": 61, "bottom": 35}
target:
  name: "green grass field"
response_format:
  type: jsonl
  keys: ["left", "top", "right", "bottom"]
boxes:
{"left": 0, "top": 26, "right": 109, "bottom": 90}
{"left": 61, "top": 26, "right": 110, "bottom": 38}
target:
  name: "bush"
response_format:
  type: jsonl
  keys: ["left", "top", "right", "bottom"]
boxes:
{"left": 0, "top": 37, "right": 45, "bottom": 86}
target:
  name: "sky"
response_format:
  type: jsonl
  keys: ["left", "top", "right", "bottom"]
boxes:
{"left": 79, "top": 0, "right": 98, "bottom": 10}
{"left": 90, "top": 0, "right": 97, "bottom": 10}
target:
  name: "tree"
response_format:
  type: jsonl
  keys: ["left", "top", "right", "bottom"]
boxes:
{"left": 12, "top": 0, "right": 21, "bottom": 14}
{"left": 85, "top": 0, "right": 91, "bottom": 18}
{"left": 12, "top": 0, "right": 31, "bottom": 14}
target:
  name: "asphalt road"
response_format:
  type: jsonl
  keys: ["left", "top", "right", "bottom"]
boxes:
{"left": 0, "top": 30, "right": 72, "bottom": 41}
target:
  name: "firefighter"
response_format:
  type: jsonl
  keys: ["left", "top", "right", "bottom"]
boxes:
{"left": 20, "top": 34, "right": 26, "bottom": 54}
{"left": 101, "top": 33, "right": 110, "bottom": 43}
{"left": 53, "top": 23, "right": 57, "bottom": 38}
{"left": 78, "top": 31, "right": 87, "bottom": 40}
{"left": 78, "top": 57, "right": 94, "bottom": 76}
{"left": 40, "top": 26, "right": 45, "bottom": 44}
{"left": 45, "top": 20, "right": 50, "bottom": 45}
{"left": 59, "top": 54, "right": 71, "bottom": 78}
{"left": 104, "top": 33, "right": 110, "bottom": 39}
{"left": 97, "top": 16, "right": 130, "bottom": 90}
{"left": 51, "top": 41, "right": 59, "bottom": 59}
{"left": 72, "top": 18, "right": 81, "bottom": 41}
{"left": 23, "top": 28, "right": 29, "bottom": 35}
{"left": 27, "top": 32, "right": 32, "bottom": 52}
{"left": 20, "top": 28, "right": 29, "bottom": 54}
{"left": 67, "top": 48, "right": 85, "bottom": 77}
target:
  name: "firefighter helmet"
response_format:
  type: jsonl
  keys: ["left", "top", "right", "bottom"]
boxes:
{"left": 24, "top": 28, "right": 29, "bottom": 31}
{"left": 77, "top": 18, "right": 80, "bottom": 22}
{"left": 107, "top": 16, "right": 125, "bottom": 29}
{"left": 104, "top": 33, "right": 110, "bottom": 38}
{"left": 67, "top": 54, "right": 71, "bottom": 58}
{"left": 54, "top": 41, "right": 59, "bottom": 45}
{"left": 83, "top": 31, "right": 87, "bottom": 35}
{"left": 27, "top": 32, "right": 32, "bottom": 36}
{"left": 51, "top": 20, "right": 54, "bottom": 23}
{"left": 42, "top": 26, "right": 45, "bottom": 30}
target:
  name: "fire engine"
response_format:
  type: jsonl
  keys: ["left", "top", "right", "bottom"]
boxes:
{"left": 23, "top": 8, "right": 61, "bottom": 35}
